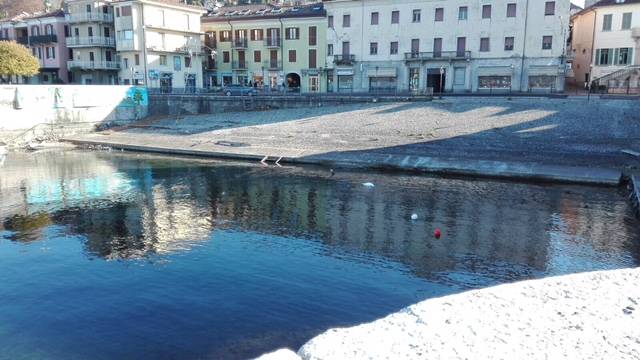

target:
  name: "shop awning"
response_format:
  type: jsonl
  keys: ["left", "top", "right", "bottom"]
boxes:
{"left": 366, "top": 68, "right": 397, "bottom": 77}
{"left": 336, "top": 69, "right": 354, "bottom": 76}
{"left": 477, "top": 66, "right": 513, "bottom": 76}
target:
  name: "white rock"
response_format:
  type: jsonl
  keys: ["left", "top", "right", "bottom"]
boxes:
{"left": 254, "top": 348, "right": 301, "bottom": 360}
{"left": 410, "top": 213, "right": 418, "bottom": 220}
{"left": 298, "top": 268, "right": 640, "bottom": 360}
{"left": 362, "top": 182, "right": 375, "bottom": 187}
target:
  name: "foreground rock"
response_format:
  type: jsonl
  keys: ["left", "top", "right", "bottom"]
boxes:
{"left": 295, "top": 268, "right": 639, "bottom": 360}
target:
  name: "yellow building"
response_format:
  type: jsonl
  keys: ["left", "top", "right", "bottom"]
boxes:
{"left": 202, "top": 3, "right": 327, "bottom": 93}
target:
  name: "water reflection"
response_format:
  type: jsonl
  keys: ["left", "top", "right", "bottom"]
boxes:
{"left": 1, "top": 150, "right": 638, "bottom": 280}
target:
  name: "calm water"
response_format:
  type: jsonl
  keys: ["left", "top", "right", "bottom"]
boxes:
{"left": 0, "top": 150, "right": 639, "bottom": 359}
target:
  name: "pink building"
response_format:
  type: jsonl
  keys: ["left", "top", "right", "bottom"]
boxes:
{"left": 0, "top": 10, "right": 70, "bottom": 84}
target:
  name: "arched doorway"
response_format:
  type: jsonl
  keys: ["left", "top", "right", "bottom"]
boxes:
{"left": 286, "top": 73, "right": 300, "bottom": 92}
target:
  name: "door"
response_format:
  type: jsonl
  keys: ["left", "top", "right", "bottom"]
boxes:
{"left": 270, "top": 50, "right": 278, "bottom": 68}
{"left": 456, "top": 37, "right": 466, "bottom": 57}
{"left": 104, "top": 27, "right": 110, "bottom": 38}
{"left": 238, "top": 50, "right": 245, "bottom": 68}
{"left": 309, "top": 76, "right": 319, "bottom": 93}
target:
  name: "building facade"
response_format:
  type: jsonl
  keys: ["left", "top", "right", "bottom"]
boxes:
{"left": 202, "top": 3, "right": 327, "bottom": 93}
{"left": 112, "top": 0, "right": 206, "bottom": 91}
{"left": 570, "top": 0, "right": 640, "bottom": 92}
{"left": 324, "top": 0, "right": 570, "bottom": 93}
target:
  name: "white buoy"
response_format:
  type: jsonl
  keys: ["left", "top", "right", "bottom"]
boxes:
{"left": 411, "top": 213, "right": 418, "bottom": 220}
{"left": 362, "top": 182, "right": 375, "bottom": 187}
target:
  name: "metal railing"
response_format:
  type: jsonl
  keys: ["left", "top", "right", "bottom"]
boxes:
{"left": 16, "top": 36, "right": 29, "bottom": 45}
{"left": 232, "top": 60, "right": 247, "bottom": 69}
{"left": 65, "top": 12, "right": 114, "bottom": 23}
{"left": 263, "top": 60, "right": 283, "bottom": 70}
{"left": 67, "top": 60, "right": 120, "bottom": 70}
{"left": 29, "top": 34, "right": 58, "bottom": 44}
{"left": 333, "top": 54, "right": 356, "bottom": 65}
{"left": 66, "top": 36, "right": 115, "bottom": 47}
{"left": 265, "top": 38, "right": 281, "bottom": 48}
{"left": 232, "top": 38, "right": 248, "bottom": 48}
{"left": 404, "top": 51, "right": 471, "bottom": 61}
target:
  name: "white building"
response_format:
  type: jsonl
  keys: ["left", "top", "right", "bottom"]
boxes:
{"left": 324, "top": 0, "right": 570, "bottom": 93}
{"left": 112, "top": 0, "right": 206, "bottom": 91}
{"left": 570, "top": 0, "right": 640, "bottom": 92}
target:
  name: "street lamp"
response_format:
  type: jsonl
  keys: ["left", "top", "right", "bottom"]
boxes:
{"left": 439, "top": 66, "right": 445, "bottom": 99}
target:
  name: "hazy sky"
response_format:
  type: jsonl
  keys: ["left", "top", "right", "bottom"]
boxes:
{"left": 572, "top": 0, "right": 586, "bottom": 7}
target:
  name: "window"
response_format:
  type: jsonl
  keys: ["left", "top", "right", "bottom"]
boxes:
{"left": 288, "top": 49, "right": 296, "bottom": 62}
{"left": 185, "top": 14, "right": 190, "bottom": 30}
{"left": 617, "top": 48, "right": 633, "bottom": 65}
{"left": 454, "top": 67, "right": 466, "bottom": 86}
{"left": 309, "top": 26, "right": 317, "bottom": 46}
{"left": 435, "top": 8, "right": 444, "bottom": 22}
{"left": 370, "top": 42, "right": 378, "bottom": 55}
{"left": 31, "top": 25, "right": 40, "bottom": 36}
{"left": 390, "top": 41, "right": 398, "bottom": 55}
{"left": 159, "top": 55, "right": 167, "bottom": 65}
{"left": 309, "top": 49, "right": 317, "bottom": 68}
{"left": 253, "top": 50, "right": 261, "bottom": 62}
{"left": 622, "top": 13, "right": 632, "bottom": 30}
{"left": 328, "top": 15, "right": 333, "bottom": 28}
{"left": 327, "top": 44, "right": 333, "bottom": 56}
{"left": 64, "top": 25, "right": 70, "bottom": 37}
{"left": 595, "top": 48, "right": 612, "bottom": 65}
{"left": 285, "top": 27, "right": 299, "bottom": 40}
{"left": 222, "top": 51, "right": 229, "bottom": 63}
{"left": 458, "top": 6, "right": 468, "bottom": 20}
{"left": 116, "top": 7, "right": 120, "bottom": 17}
{"left": 251, "top": 29, "right": 263, "bottom": 41}
{"left": 45, "top": 24, "right": 54, "bottom": 35}
{"left": 544, "top": 2, "right": 555, "bottom": 16}
{"left": 603, "top": 14, "right": 612, "bottom": 31}
{"left": 185, "top": 56, "right": 191, "bottom": 68}
{"left": 433, "top": 37, "right": 442, "bottom": 56}
{"left": 480, "top": 37, "right": 490, "bottom": 52}
{"left": 412, "top": 9, "right": 421, "bottom": 23}
{"left": 542, "top": 36, "right": 553, "bottom": 50}
{"left": 86, "top": 4, "right": 91, "bottom": 13}
{"left": 160, "top": 33, "right": 165, "bottom": 49}
{"left": 504, "top": 36, "right": 514, "bottom": 51}
{"left": 134, "top": 54, "right": 139, "bottom": 65}
{"left": 121, "top": 5, "right": 131, "bottom": 16}
{"left": 122, "top": 30, "right": 133, "bottom": 40}
{"left": 88, "top": 27, "right": 93, "bottom": 37}
{"left": 392, "top": 10, "right": 400, "bottom": 24}
{"left": 173, "top": 56, "right": 181, "bottom": 71}
{"left": 482, "top": 5, "right": 491, "bottom": 19}
{"left": 371, "top": 12, "right": 379, "bottom": 25}
{"left": 507, "top": 3, "right": 516, "bottom": 18}
{"left": 343, "top": 14, "right": 350, "bottom": 27}
{"left": 220, "top": 31, "right": 231, "bottom": 42}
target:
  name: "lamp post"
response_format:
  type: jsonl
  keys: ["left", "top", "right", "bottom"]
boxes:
{"left": 439, "top": 66, "right": 445, "bottom": 99}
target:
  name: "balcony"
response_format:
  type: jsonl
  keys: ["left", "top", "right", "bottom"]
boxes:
{"left": 404, "top": 51, "right": 471, "bottom": 61}
{"left": 262, "top": 60, "right": 282, "bottom": 70}
{"left": 265, "top": 38, "right": 281, "bottom": 48}
{"left": 65, "top": 12, "right": 114, "bottom": 23}
{"left": 117, "top": 39, "right": 135, "bottom": 51}
{"left": 0, "top": 35, "right": 11, "bottom": 41}
{"left": 67, "top": 60, "right": 120, "bottom": 70}
{"left": 333, "top": 54, "right": 356, "bottom": 65}
{"left": 232, "top": 38, "right": 248, "bottom": 49}
{"left": 66, "top": 36, "right": 115, "bottom": 47}
{"left": 16, "top": 36, "right": 29, "bottom": 45}
{"left": 232, "top": 61, "right": 247, "bottom": 70}
{"left": 29, "top": 34, "right": 58, "bottom": 44}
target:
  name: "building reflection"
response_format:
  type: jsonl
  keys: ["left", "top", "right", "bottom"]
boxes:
{"left": 1, "top": 151, "right": 639, "bottom": 281}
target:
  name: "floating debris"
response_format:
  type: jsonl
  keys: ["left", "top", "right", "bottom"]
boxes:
{"left": 362, "top": 182, "right": 375, "bottom": 188}
{"left": 411, "top": 214, "right": 418, "bottom": 220}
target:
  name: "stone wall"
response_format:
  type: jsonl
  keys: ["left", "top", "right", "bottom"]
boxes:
{"left": 0, "top": 85, "right": 149, "bottom": 138}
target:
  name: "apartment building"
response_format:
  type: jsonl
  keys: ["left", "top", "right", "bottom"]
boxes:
{"left": 0, "top": 11, "right": 70, "bottom": 84}
{"left": 65, "top": 0, "right": 118, "bottom": 84}
{"left": 112, "top": 0, "right": 206, "bottom": 91}
{"left": 324, "top": 0, "right": 570, "bottom": 93}
{"left": 201, "top": 3, "right": 327, "bottom": 93}
{"left": 570, "top": 0, "right": 640, "bottom": 91}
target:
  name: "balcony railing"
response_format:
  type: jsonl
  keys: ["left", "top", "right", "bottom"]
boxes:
{"left": 66, "top": 36, "right": 115, "bottom": 47}
{"left": 117, "top": 39, "right": 135, "bottom": 50}
{"left": 232, "top": 38, "right": 248, "bottom": 48}
{"left": 265, "top": 38, "right": 281, "bottom": 48}
{"left": 263, "top": 60, "right": 283, "bottom": 70}
{"left": 67, "top": 60, "right": 120, "bottom": 70}
{"left": 29, "top": 34, "right": 58, "bottom": 44}
{"left": 404, "top": 51, "right": 471, "bottom": 61}
{"left": 16, "top": 36, "right": 29, "bottom": 45}
{"left": 65, "top": 12, "right": 114, "bottom": 23}
{"left": 333, "top": 54, "right": 356, "bottom": 65}
{"left": 232, "top": 61, "right": 247, "bottom": 69}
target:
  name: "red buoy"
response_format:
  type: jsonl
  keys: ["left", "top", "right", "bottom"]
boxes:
{"left": 434, "top": 228, "right": 442, "bottom": 239}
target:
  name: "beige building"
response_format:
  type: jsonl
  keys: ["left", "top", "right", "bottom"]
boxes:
{"left": 65, "top": 0, "right": 118, "bottom": 84}
{"left": 112, "top": 0, "right": 206, "bottom": 91}
{"left": 202, "top": 3, "right": 328, "bottom": 93}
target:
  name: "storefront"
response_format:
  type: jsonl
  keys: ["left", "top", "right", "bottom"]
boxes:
{"left": 367, "top": 68, "right": 397, "bottom": 93}
{"left": 528, "top": 66, "right": 560, "bottom": 92}
{"left": 337, "top": 69, "right": 354, "bottom": 93}
{"left": 477, "top": 66, "right": 513, "bottom": 92}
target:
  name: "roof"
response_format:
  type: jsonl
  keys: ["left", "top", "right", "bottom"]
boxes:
{"left": 111, "top": 0, "right": 206, "bottom": 12}
{"left": 203, "top": 3, "right": 326, "bottom": 23}
{"left": 589, "top": 0, "right": 640, "bottom": 6}
{"left": 21, "top": 9, "right": 65, "bottom": 20}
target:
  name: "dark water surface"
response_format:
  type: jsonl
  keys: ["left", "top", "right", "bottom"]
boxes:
{"left": 0, "top": 150, "right": 638, "bottom": 359}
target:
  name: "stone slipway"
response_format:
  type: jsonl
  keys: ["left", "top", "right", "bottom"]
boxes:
{"left": 257, "top": 268, "right": 640, "bottom": 360}
{"left": 63, "top": 134, "right": 622, "bottom": 186}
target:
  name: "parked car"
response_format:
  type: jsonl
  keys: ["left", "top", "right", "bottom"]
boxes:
{"left": 221, "top": 84, "right": 258, "bottom": 96}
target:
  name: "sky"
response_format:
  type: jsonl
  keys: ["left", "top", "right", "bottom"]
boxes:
{"left": 572, "top": 0, "right": 586, "bottom": 7}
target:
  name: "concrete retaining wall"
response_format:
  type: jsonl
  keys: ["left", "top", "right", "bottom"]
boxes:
{"left": 0, "top": 85, "right": 149, "bottom": 138}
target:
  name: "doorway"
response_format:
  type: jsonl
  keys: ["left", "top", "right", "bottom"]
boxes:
{"left": 427, "top": 68, "right": 445, "bottom": 93}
